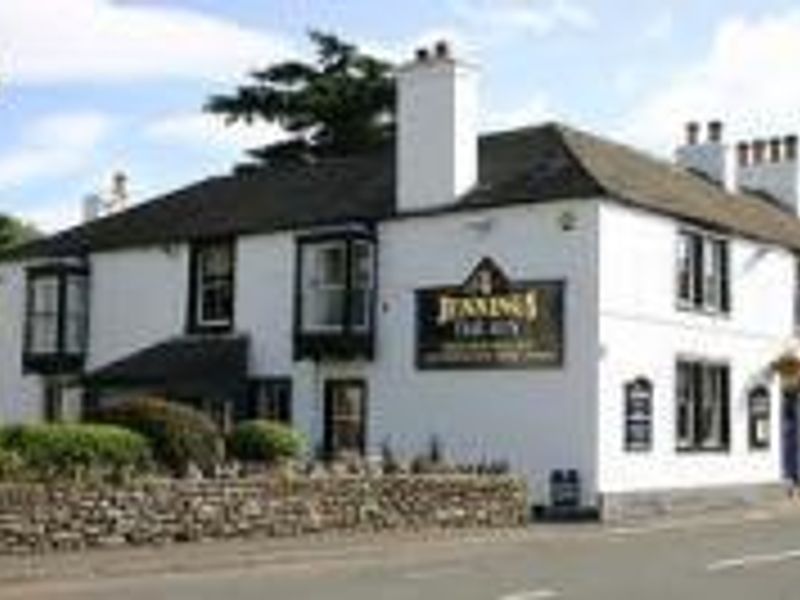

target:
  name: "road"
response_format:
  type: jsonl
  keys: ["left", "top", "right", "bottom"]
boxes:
{"left": 3, "top": 507, "right": 800, "bottom": 599}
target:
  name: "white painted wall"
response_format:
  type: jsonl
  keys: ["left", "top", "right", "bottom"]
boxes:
{"left": 597, "top": 201, "right": 793, "bottom": 494}
{"left": 87, "top": 244, "right": 188, "bottom": 371}
{"left": 364, "top": 201, "right": 599, "bottom": 504}
{"left": 0, "top": 263, "right": 41, "bottom": 423}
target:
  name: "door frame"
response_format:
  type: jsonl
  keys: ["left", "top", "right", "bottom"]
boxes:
{"left": 323, "top": 378, "right": 368, "bottom": 458}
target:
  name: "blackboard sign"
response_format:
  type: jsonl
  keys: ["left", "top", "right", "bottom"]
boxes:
{"left": 624, "top": 377, "right": 653, "bottom": 451}
{"left": 415, "top": 258, "right": 564, "bottom": 370}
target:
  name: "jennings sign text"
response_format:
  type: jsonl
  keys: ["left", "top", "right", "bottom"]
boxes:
{"left": 415, "top": 258, "right": 564, "bottom": 370}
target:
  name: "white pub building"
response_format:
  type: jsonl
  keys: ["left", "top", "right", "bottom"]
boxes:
{"left": 3, "top": 42, "right": 800, "bottom": 517}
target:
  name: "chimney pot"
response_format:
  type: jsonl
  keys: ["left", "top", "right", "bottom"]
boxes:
{"left": 752, "top": 139, "right": 767, "bottom": 164}
{"left": 434, "top": 40, "right": 450, "bottom": 59}
{"left": 686, "top": 122, "right": 700, "bottom": 145}
{"left": 737, "top": 142, "right": 750, "bottom": 167}
{"left": 415, "top": 47, "right": 430, "bottom": 62}
{"left": 769, "top": 138, "right": 782, "bottom": 163}
{"left": 785, "top": 135, "right": 798, "bottom": 161}
{"left": 708, "top": 120, "right": 723, "bottom": 143}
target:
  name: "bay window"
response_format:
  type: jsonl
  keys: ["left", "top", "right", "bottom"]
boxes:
{"left": 296, "top": 230, "right": 376, "bottom": 360}
{"left": 24, "top": 264, "right": 89, "bottom": 373}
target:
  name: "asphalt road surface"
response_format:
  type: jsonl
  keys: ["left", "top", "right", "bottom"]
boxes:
{"left": 4, "top": 508, "right": 800, "bottom": 599}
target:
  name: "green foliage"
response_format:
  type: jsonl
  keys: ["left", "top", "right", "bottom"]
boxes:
{"left": 228, "top": 420, "right": 306, "bottom": 465}
{"left": 0, "top": 423, "right": 151, "bottom": 481}
{"left": 0, "top": 447, "right": 25, "bottom": 481}
{"left": 206, "top": 30, "right": 396, "bottom": 166}
{"left": 93, "top": 398, "right": 223, "bottom": 475}
{"left": 0, "top": 213, "right": 39, "bottom": 251}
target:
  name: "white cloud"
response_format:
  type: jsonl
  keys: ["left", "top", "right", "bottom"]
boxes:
{"left": 450, "top": 0, "right": 595, "bottom": 36}
{"left": 0, "top": 113, "right": 113, "bottom": 190}
{"left": 0, "top": 0, "right": 293, "bottom": 85}
{"left": 621, "top": 10, "right": 800, "bottom": 155}
{"left": 145, "top": 113, "right": 287, "bottom": 154}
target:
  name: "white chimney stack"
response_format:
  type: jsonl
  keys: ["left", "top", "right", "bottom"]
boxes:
{"left": 396, "top": 41, "right": 478, "bottom": 213}
{"left": 82, "top": 171, "right": 131, "bottom": 223}
{"left": 736, "top": 134, "right": 800, "bottom": 214}
{"left": 675, "top": 120, "right": 735, "bottom": 192}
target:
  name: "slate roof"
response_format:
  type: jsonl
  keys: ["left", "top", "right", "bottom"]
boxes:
{"left": 85, "top": 335, "right": 249, "bottom": 397}
{"left": 7, "top": 122, "right": 800, "bottom": 260}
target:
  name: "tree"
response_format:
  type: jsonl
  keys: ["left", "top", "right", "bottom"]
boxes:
{"left": 206, "top": 31, "right": 396, "bottom": 166}
{"left": 0, "top": 213, "right": 39, "bottom": 251}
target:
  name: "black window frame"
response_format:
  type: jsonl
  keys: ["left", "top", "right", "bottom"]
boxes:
{"left": 747, "top": 384, "right": 771, "bottom": 450}
{"left": 323, "top": 379, "right": 368, "bottom": 458}
{"left": 246, "top": 377, "right": 293, "bottom": 424}
{"left": 23, "top": 262, "right": 90, "bottom": 374}
{"left": 294, "top": 227, "right": 377, "bottom": 361}
{"left": 676, "top": 228, "right": 730, "bottom": 315}
{"left": 624, "top": 377, "right": 653, "bottom": 452}
{"left": 188, "top": 239, "right": 236, "bottom": 334}
{"left": 675, "top": 358, "right": 731, "bottom": 452}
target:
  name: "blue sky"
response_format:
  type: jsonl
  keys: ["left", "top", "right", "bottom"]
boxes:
{"left": 2, "top": 0, "right": 800, "bottom": 231}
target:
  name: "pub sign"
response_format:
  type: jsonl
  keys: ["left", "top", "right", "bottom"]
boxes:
{"left": 415, "top": 258, "right": 564, "bottom": 370}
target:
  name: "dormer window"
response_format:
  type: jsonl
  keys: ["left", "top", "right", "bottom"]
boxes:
{"left": 295, "top": 230, "right": 376, "bottom": 360}
{"left": 189, "top": 240, "right": 235, "bottom": 332}
{"left": 24, "top": 263, "right": 89, "bottom": 373}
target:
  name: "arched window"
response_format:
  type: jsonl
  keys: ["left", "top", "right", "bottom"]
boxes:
{"left": 748, "top": 385, "right": 771, "bottom": 450}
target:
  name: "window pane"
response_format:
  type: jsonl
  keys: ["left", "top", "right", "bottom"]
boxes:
{"left": 29, "top": 315, "right": 58, "bottom": 354}
{"left": 350, "top": 289, "right": 370, "bottom": 330}
{"left": 677, "top": 233, "right": 692, "bottom": 303}
{"left": 32, "top": 277, "right": 59, "bottom": 312}
{"left": 351, "top": 242, "right": 373, "bottom": 289}
{"left": 312, "top": 288, "right": 345, "bottom": 328}
{"left": 196, "top": 243, "right": 234, "bottom": 326}
{"left": 676, "top": 362, "right": 692, "bottom": 448}
{"left": 318, "top": 244, "right": 346, "bottom": 286}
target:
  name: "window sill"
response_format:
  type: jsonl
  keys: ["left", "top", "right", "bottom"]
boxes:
{"left": 675, "top": 446, "right": 730, "bottom": 454}
{"left": 675, "top": 302, "right": 731, "bottom": 319}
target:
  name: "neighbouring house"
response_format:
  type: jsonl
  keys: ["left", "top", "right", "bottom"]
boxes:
{"left": 2, "top": 42, "right": 800, "bottom": 516}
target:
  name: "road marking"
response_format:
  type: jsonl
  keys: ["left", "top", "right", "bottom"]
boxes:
{"left": 498, "top": 589, "right": 561, "bottom": 599}
{"left": 707, "top": 548, "right": 800, "bottom": 572}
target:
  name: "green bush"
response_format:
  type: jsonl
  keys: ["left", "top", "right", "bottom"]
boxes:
{"left": 0, "top": 447, "right": 25, "bottom": 481}
{"left": 228, "top": 420, "right": 306, "bottom": 465}
{"left": 93, "top": 398, "right": 222, "bottom": 475}
{"left": 0, "top": 423, "right": 151, "bottom": 481}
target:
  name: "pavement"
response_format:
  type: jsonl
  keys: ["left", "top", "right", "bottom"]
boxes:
{"left": 3, "top": 503, "right": 800, "bottom": 599}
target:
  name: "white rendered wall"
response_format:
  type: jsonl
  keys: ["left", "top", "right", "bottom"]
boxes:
{"left": 0, "top": 264, "right": 42, "bottom": 423}
{"left": 87, "top": 245, "right": 188, "bottom": 371}
{"left": 366, "top": 201, "right": 600, "bottom": 504}
{"left": 597, "top": 202, "right": 791, "bottom": 494}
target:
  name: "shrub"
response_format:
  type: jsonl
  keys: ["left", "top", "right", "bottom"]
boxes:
{"left": 93, "top": 398, "right": 222, "bottom": 475}
{"left": 228, "top": 420, "right": 306, "bottom": 465}
{"left": 0, "top": 423, "right": 151, "bottom": 481}
{"left": 0, "top": 447, "right": 25, "bottom": 481}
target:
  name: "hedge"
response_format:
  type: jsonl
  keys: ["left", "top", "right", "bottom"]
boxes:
{"left": 93, "top": 398, "right": 222, "bottom": 475}
{"left": 0, "top": 423, "right": 151, "bottom": 481}
{"left": 228, "top": 420, "right": 306, "bottom": 465}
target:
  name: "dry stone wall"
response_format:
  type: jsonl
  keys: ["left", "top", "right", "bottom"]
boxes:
{"left": 0, "top": 474, "right": 527, "bottom": 554}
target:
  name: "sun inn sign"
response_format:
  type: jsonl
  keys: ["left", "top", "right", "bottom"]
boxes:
{"left": 415, "top": 258, "right": 564, "bottom": 369}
